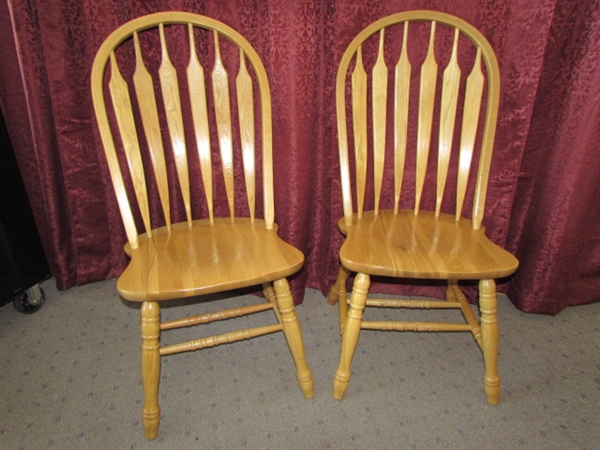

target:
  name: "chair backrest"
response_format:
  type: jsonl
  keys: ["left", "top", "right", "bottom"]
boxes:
{"left": 91, "top": 12, "right": 274, "bottom": 249}
{"left": 336, "top": 10, "right": 500, "bottom": 230}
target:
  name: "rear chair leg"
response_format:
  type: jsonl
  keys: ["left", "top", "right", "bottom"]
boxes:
{"left": 262, "top": 283, "right": 282, "bottom": 323}
{"left": 479, "top": 279, "right": 501, "bottom": 404}
{"left": 141, "top": 302, "right": 161, "bottom": 439}
{"left": 446, "top": 280, "right": 458, "bottom": 302}
{"left": 328, "top": 265, "right": 350, "bottom": 305}
{"left": 328, "top": 266, "right": 351, "bottom": 334}
{"left": 273, "top": 279, "right": 314, "bottom": 399}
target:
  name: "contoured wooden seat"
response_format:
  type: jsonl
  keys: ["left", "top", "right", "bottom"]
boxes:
{"left": 329, "top": 11, "right": 518, "bottom": 404}
{"left": 91, "top": 12, "right": 313, "bottom": 439}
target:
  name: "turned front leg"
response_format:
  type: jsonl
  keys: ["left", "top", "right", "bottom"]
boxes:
{"left": 333, "top": 272, "right": 369, "bottom": 400}
{"left": 141, "top": 302, "right": 161, "bottom": 439}
{"left": 273, "top": 279, "right": 314, "bottom": 399}
{"left": 479, "top": 279, "right": 500, "bottom": 404}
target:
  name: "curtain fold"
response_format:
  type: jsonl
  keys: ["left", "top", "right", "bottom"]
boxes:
{"left": 0, "top": 0, "right": 598, "bottom": 314}
{"left": 505, "top": 0, "right": 600, "bottom": 314}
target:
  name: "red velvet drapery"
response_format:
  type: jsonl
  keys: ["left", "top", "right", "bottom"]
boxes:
{"left": 0, "top": 0, "right": 598, "bottom": 314}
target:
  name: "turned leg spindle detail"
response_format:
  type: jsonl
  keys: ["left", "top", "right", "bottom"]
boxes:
{"left": 273, "top": 279, "right": 314, "bottom": 399}
{"left": 479, "top": 279, "right": 500, "bottom": 405}
{"left": 333, "top": 272, "right": 370, "bottom": 400}
{"left": 141, "top": 302, "right": 161, "bottom": 439}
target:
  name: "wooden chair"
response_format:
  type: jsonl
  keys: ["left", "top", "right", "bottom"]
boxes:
{"left": 329, "top": 11, "right": 519, "bottom": 404}
{"left": 90, "top": 12, "right": 313, "bottom": 439}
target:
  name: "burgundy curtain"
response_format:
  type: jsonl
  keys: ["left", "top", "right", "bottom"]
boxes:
{"left": 504, "top": 0, "right": 600, "bottom": 314}
{"left": 0, "top": 0, "right": 598, "bottom": 314}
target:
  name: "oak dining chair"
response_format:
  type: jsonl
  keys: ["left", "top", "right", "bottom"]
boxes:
{"left": 91, "top": 12, "right": 313, "bottom": 439}
{"left": 328, "top": 10, "right": 519, "bottom": 404}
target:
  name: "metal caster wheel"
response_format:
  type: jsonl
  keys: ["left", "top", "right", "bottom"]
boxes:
{"left": 13, "top": 285, "right": 45, "bottom": 314}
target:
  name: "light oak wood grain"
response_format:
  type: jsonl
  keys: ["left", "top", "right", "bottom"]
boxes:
{"left": 333, "top": 272, "right": 369, "bottom": 400}
{"left": 352, "top": 47, "right": 367, "bottom": 218}
{"left": 140, "top": 302, "right": 160, "bottom": 439}
{"left": 437, "top": 28, "right": 461, "bottom": 217}
{"left": 393, "top": 22, "right": 410, "bottom": 213}
{"left": 372, "top": 30, "right": 388, "bottom": 213}
{"left": 273, "top": 279, "right": 315, "bottom": 399}
{"left": 338, "top": 210, "right": 518, "bottom": 280}
{"left": 108, "top": 53, "right": 152, "bottom": 237}
{"left": 335, "top": 10, "right": 501, "bottom": 228}
{"left": 212, "top": 30, "right": 235, "bottom": 218}
{"left": 331, "top": 11, "right": 517, "bottom": 405}
{"left": 236, "top": 52, "right": 256, "bottom": 221}
{"left": 158, "top": 24, "right": 192, "bottom": 225}
{"left": 118, "top": 219, "right": 304, "bottom": 301}
{"left": 161, "top": 302, "right": 275, "bottom": 330}
{"left": 91, "top": 12, "right": 312, "bottom": 439}
{"left": 186, "top": 24, "right": 214, "bottom": 222}
{"left": 415, "top": 22, "right": 438, "bottom": 214}
{"left": 480, "top": 279, "right": 501, "bottom": 404}
{"left": 133, "top": 32, "right": 172, "bottom": 230}
{"left": 457, "top": 48, "right": 484, "bottom": 220}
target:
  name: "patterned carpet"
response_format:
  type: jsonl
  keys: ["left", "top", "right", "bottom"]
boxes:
{"left": 0, "top": 278, "right": 598, "bottom": 449}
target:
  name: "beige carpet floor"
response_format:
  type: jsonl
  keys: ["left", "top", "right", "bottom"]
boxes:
{"left": 1, "top": 278, "right": 598, "bottom": 449}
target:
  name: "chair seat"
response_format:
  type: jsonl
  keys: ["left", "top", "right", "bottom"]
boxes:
{"left": 339, "top": 210, "right": 518, "bottom": 280}
{"left": 118, "top": 218, "right": 304, "bottom": 301}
